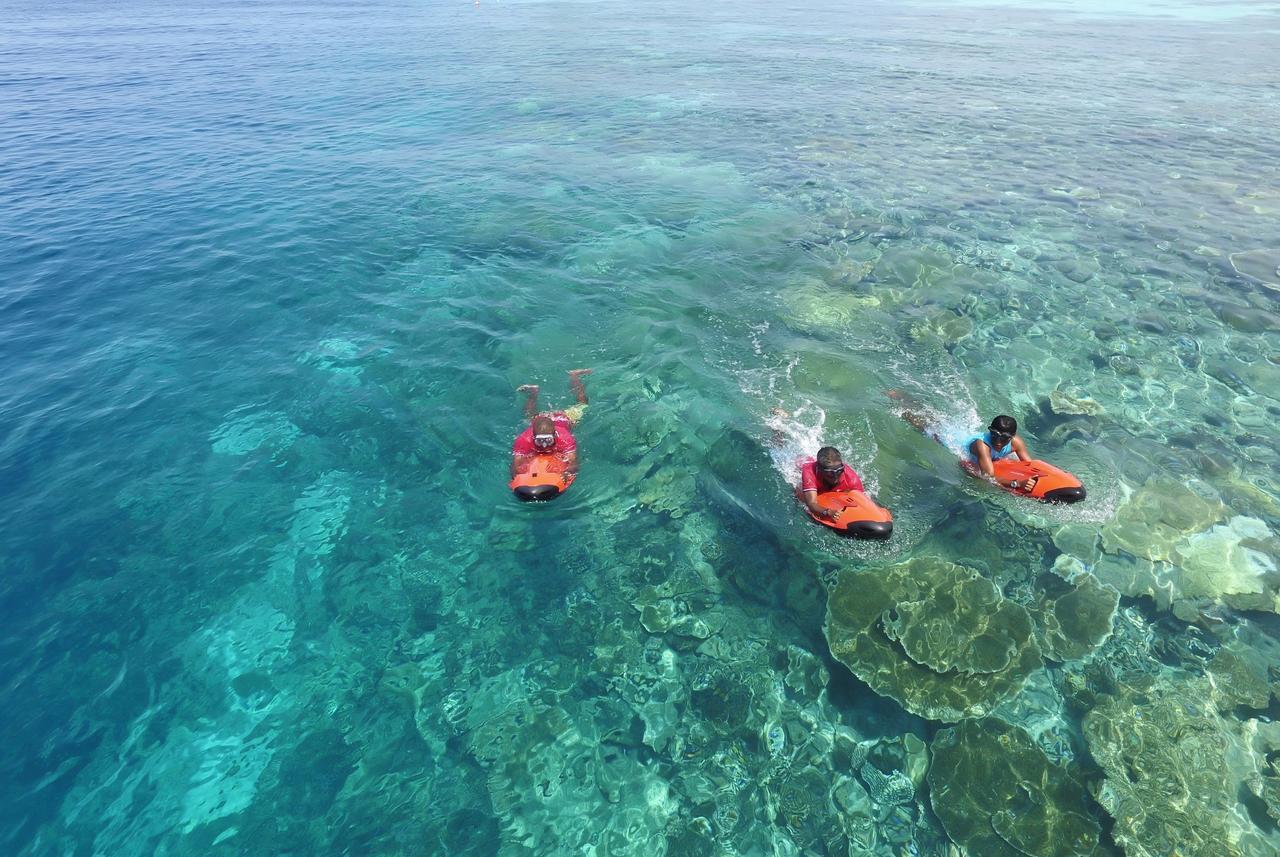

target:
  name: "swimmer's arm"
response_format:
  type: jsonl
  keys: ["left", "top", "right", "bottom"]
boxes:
{"left": 972, "top": 440, "right": 996, "bottom": 478}
{"left": 973, "top": 441, "right": 1019, "bottom": 488}
{"left": 561, "top": 450, "right": 579, "bottom": 475}
{"left": 1012, "top": 436, "right": 1031, "bottom": 462}
{"left": 802, "top": 489, "right": 840, "bottom": 519}
{"left": 518, "top": 384, "right": 540, "bottom": 419}
{"left": 511, "top": 453, "right": 533, "bottom": 478}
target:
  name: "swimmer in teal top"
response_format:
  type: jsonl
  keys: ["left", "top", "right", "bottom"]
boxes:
{"left": 889, "top": 392, "right": 1039, "bottom": 492}
{"left": 965, "top": 415, "right": 1035, "bottom": 490}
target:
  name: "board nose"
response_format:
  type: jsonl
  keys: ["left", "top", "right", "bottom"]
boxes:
{"left": 514, "top": 484, "right": 561, "bottom": 502}
{"left": 1044, "top": 485, "right": 1086, "bottom": 504}
{"left": 847, "top": 520, "right": 893, "bottom": 540}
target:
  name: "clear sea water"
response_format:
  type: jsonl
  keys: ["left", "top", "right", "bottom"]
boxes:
{"left": 3, "top": 0, "right": 1279, "bottom": 854}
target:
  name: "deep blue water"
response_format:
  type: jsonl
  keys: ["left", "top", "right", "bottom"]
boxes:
{"left": 3, "top": 0, "right": 1280, "bottom": 854}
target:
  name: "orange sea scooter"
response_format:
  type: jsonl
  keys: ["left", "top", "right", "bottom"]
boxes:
{"left": 510, "top": 454, "right": 574, "bottom": 502}
{"left": 801, "top": 487, "right": 894, "bottom": 539}
{"left": 961, "top": 456, "right": 1085, "bottom": 503}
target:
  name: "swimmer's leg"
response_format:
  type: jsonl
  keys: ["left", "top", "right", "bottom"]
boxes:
{"left": 518, "top": 384, "right": 540, "bottom": 419}
{"left": 900, "top": 410, "right": 932, "bottom": 433}
{"left": 768, "top": 407, "right": 789, "bottom": 448}
{"left": 568, "top": 368, "right": 591, "bottom": 405}
{"left": 886, "top": 389, "right": 931, "bottom": 434}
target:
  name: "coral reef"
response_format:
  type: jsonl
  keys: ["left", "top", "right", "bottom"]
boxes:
{"left": 1026, "top": 556, "right": 1119, "bottom": 662}
{"left": 15, "top": 12, "right": 1280, "bottom": 855}
{"left": 1083, "top": 672, "right": 1280, "bottom": 856}
{"left": 825, "top": 557, "right": 1042, "bottom": 721}
{"left": 1094, "top": 478, "right": 1280, "bottom": 614}
{"left": 930, "top": 717, "right": 1103, "bottom": 857}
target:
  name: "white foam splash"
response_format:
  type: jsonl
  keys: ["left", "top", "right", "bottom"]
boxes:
{"left": 764, "top": 401, "right": 828, "bottom": 485}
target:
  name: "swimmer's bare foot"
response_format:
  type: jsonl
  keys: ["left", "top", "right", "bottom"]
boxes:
{"left": 886, "top": 389, "right": 906, "bottom": 402}
{"left": 567, "top": 368, "right": 592, "bottom": 378}
{"left": 770, "top": 407, "right": 790, "bottom": 418}
{"left": 517, "top": 384, "right": 539, "bottom": 393}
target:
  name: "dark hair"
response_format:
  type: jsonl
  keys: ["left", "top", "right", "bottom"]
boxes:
{"left": 989, "top": 415, "right": 1017, "bottom": 435}
{"left": 816, "top": 446, "right": 843, "bottom": 466}
{"left": 532, "top": 415, "right": 554, "bottom": 433}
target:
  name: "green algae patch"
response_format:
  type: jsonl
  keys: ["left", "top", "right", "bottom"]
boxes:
{"left": 825, "top": 557, "right": 1042, "bottom": 721}
{"left": 929, "top": 718, "right": 1103, "bottom": 857}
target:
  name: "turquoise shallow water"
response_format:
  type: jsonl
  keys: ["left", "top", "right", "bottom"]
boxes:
{"left": 3, "top": 0, "right": 1280, "bottom": 854}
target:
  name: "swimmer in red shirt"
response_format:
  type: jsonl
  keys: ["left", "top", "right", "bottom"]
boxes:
{"left": 511, "top": 369, "right": 591, "bottom": 478}
{"left": 798, "top": 446, "right": 865, "bottom": 521}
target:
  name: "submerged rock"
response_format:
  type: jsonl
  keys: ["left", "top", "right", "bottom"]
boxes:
{"left": 1053, "top": 522, "right": 1102, "bottom": 565}
{"left": 825, "top": 558, "right": 1042, "bottom": 721}
{"left": 1053, "top": 257, "right": 1100, "bottom": 283}
{"left": 1048, "top": 388, "right": 1106, "bottom": 418}
{"left": 1173, "top": 515, "right": 1279, "bottom": 609}
{"left": 775, "top": 766, "right": 825, "bottom": 823}
{"left": 1045, "top": 185, "right": 1102, "bottom": 202}
{"left": 1134, "top": 312, "right": 1169, "bottom": 334}
{"left": 780, "top": 276, "right": 881, "bottom": 336}
{"left": 913, "top": 308, "right": 973, "bottom": 344}
{"left": 783, "top": 643, "right": 829, "bottom": 700}
{"left": 464, "top": 681, "right": 675, "bottom": 853}
{"left": 1100, "top": 479, "right": 1223, "bottom": 568}
{"left": 1230, "top": 248, "right": 1280, "bottom": 287}
{"left": 881, "top": 572, "right": 1029, "bottom": 676}
{"left": 830, "top": 774, "right": 876, "bottom": 850}
{"left": 635, "top": 466, "right": 697, "bottom": 519}
{"left": 929, "top": 718, "right": 1103, "bottom": 857}
{"left": 872, "top": 246, "right": 955, "bottom": 288}
{"left": 210, "top": 407, "right": 301, "bottom": 456}
{"left": 1217, "top": 302, "right": 1279, "bottom": 334}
